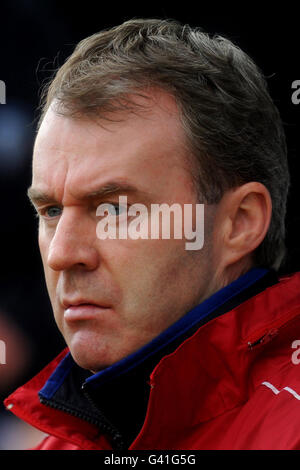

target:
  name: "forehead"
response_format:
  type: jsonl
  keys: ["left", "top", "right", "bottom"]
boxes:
{"left": 32, "top": 90, "right": 194, "bottom": 203}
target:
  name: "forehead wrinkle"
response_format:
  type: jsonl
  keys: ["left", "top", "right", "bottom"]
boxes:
{"left": 84, "top": 182, "right": 137, "bottom": 199}
{"left": 63, "top": 179, "right": 151, "bottom": 205}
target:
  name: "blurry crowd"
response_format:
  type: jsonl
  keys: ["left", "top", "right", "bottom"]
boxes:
{"left": 0, "top": 0, "right": 74, "bottom": 448}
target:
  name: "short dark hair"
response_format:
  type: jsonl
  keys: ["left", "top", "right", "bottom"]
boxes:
{"left": 39, "top": 18, "right": 290, "bottom": 269}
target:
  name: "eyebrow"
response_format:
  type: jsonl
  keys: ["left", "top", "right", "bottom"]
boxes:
{"left": 27, "top": 181, "right": 145, "bottom": 205}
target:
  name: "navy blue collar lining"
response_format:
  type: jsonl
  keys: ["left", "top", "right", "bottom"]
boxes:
{"left": 40, "top": 267, "right": 268, "bottom": 400}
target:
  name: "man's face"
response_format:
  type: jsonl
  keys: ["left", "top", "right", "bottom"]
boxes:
{"left": 31, "top": 90, "right": 216, "bottom": 371}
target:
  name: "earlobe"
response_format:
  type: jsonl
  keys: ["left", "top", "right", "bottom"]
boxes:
{"left": 216, "top": 182, "right": 272, "bottom": 268}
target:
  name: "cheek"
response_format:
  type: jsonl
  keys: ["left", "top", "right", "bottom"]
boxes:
{"left": 38, "top": 224, "right": 49, "bottom": 262}
{"left": 39, "top": 234, "right": 50, "bottom": 280}
{"left": 38, "top": 230, "right": 59, "bottom": 299}
{"left": 108, "top": 238, "right": 191, "bottom": 302}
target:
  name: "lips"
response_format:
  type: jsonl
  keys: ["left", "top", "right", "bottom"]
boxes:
{"left": 62, "top": 298, "right": 112, "bottom": 322}
{"left": 62, "top": 298, "right": 111, "bottom": 309}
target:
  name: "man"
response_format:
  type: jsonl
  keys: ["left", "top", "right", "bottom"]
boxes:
{"left": 4, "top": 18, "right": 300, "bottom": 450}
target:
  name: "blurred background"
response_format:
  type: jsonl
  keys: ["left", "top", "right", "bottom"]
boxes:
{"left": 0, "top": 1, "right": 299, "bottom": 449}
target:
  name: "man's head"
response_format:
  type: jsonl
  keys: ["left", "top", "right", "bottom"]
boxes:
{"left": 29, "top": 18, "right": 289, "bottom": 371}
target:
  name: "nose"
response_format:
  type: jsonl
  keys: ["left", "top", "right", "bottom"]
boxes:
{"left": 46, "top": 208, "right": 100, "bottom": 272}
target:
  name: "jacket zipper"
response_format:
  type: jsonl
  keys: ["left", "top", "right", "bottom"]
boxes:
{"left": 81, "top": 384, "right": 126, "bottom": 450}
{"left": 247, "top": 307, "right": 300, "bottom": 350}
{"left": 39, "top": 388, "right": 126, "bottom": 451}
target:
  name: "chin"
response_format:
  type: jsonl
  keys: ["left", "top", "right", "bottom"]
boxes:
{"left": 70, "top": 348, "right": 112, "bottom": 372}
{"left": 65, "top": 328, "right": 140, "bottom": 372}
{"left": 67, "top": 337, "right": 110, "bottom": 372}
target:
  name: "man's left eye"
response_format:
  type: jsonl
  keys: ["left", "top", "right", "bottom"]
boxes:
{"left": 105, "top": 204, "right": 126, "bottom": 216}
{"left": 113, "top": 204, "right": 126, "bottom": 216}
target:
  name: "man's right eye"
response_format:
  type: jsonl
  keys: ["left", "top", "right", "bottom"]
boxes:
{"left": 39, "top": 206, "right": 63, "bottom": 219}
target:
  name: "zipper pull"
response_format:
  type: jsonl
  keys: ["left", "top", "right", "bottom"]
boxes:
{"left": 247, "top": 328, "right": 278, "bottom": 350}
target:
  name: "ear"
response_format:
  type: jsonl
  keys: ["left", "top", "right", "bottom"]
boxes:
{"left": 212, "top": 182, "right": 272, "bottom": 273}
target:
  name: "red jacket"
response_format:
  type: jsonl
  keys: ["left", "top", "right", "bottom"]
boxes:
{"left": 4, "top": 272, "right": 300, "bottom": 449}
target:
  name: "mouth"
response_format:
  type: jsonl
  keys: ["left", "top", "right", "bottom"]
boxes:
{"left": 62, "top": 299, "right": 112, "bottom": 322}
